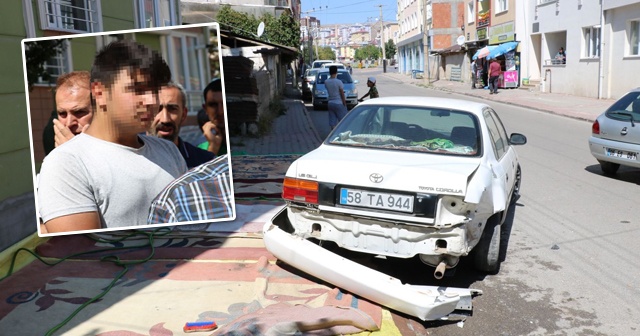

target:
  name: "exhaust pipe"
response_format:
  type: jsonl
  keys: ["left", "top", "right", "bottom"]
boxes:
{"left": 434, "top": 261, "right": 447, "bottom": 279}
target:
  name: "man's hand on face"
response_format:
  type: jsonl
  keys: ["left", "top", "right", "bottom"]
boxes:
{"left": 53, "top": 118, "right": 88, "bottom": 147}
{"left": 202, "top": 121, "right": 223, "bottom": 155}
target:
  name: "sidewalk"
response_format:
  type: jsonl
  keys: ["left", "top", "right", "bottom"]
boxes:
{"left": 229, "top": 82, "right": 323, "bottom": 156}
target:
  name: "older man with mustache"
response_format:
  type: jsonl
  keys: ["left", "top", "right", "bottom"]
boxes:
{"left": 149, "top": 82, "right": 214, "bottom": 168}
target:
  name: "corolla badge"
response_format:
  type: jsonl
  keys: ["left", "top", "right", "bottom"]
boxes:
{"left": 369, "top": 173, "right": 383, "bottom": 183}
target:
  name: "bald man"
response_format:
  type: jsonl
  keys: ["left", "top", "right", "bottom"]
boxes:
{"left": 52, "top": 71, "right": 93, "bottom": 147}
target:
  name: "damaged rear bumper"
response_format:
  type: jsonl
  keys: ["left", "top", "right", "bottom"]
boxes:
{"left": 262, "top": 206, "right": 482, "bottom": 321}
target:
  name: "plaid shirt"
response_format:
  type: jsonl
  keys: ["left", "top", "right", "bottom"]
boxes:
{"left": 148, "top": 155, "right": 234, "bottom": 224}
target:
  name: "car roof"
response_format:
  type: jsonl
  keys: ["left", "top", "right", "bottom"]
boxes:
{"left": 321, "top": 63, "right": 345, "bottom": 67}
{"left": 357, "top": 96, "right": 490, "bottom": 114}
{"left": 316, "top": 68, "right": 349, "bottom": 73}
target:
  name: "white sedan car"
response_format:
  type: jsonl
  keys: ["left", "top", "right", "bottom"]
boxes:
{"left": 281, "top": 97, "right": 527, "bottom": 276}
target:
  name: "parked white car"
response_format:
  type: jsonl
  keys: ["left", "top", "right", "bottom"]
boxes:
{"left": 320, "top": 62, "right": 346, "bottom": 70}
{"left": 311, "top": 59, "right": 333, "bottom": 68}
{"left": 279, "top": 97, "right": 527, "bottom": 276}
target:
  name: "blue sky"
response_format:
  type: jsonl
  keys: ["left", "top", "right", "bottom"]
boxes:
{"left": 301, "top": 0, "right": 398, "bottom": 26}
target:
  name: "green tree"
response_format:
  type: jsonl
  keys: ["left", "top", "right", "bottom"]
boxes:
{"left": 24, "top": 39, "right": 67, "bottom": 90}
{"left": 314, "top": 46, "right": 335, "bottom": 60}
{"left": 216, "top": 5, "right": 259, "bottom": 39}
{"left": 216, "top": 6, "right": 300, "bottom": 63}
{"left": 354, "top": 44, "right": 380, "bottom": 61}
{"left": 385, "top": 39, "right": 396, "bottom": 59}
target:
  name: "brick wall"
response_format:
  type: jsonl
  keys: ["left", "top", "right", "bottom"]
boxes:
{"left": 29, "top": 86, "right": 56, "bottom": 165}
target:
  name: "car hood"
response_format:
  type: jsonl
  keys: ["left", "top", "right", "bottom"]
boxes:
{"left": 287, "top": 145, "right": 481, "bottom": 196}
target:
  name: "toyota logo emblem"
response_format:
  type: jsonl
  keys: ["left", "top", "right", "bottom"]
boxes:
{"left": 369, "top": 173, "right": 383, "bottom": 183}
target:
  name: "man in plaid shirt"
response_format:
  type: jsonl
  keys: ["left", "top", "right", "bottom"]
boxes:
{"left": 147, "top": 155, "right": 234, "bottom": 224}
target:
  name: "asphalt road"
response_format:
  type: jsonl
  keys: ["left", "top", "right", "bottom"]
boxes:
{"left": 305, "top": 69, "right": 640, "bottom": 336}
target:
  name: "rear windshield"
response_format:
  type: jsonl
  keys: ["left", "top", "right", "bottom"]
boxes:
{"left": 312, "top": 61, "right": 332, "bottom": 68}
{"left": 326, "top": 105, "right": 481, "bottom": 156}
{"left": 316, "top": 72, "right": 353, "bottom": 84}
{"left": 605, "top": 91, "right": 640, "bottom": 122}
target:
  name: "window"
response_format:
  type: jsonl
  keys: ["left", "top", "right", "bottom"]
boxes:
{"left": 35, "top": 40, "right": 71, "bottom": 85}
{"left": 630, "top": 20, "right": 640, "bottom": 56}
{"left": 38, "top": 0, "right": 101, "bottom": 33}
{"left": 583, "top": 26, "right": 600, "bottom": 58}
{"left": 137, "top": 0, "right": 177, "bottom": 28}
{"left": 467, "top": 1, "right": 475, "bottom": 24}
{"left": 496, "top": 0, "right": 508, "bottom": 13}
{"left": 166, "top": 34, "right": 206, "bottom": 112}
{"left": 484, "top": 109, "right": 507, "bottom": 159}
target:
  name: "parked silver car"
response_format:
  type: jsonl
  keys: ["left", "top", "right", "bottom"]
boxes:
{"left": 301, "top": 68, "right": 320, "bottom": 100}
{"left": 589, "top": 88, "right": 640, "bottom": 175}
{"left": 312, "top": 69, "right": 359, "bottom": 110}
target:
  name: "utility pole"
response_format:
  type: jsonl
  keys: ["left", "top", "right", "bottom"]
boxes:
{"left": 378, "top": 4, "right": 386, "bottom": 72}
{"left": 422, "top": 0, "right": 431, "bottom": 83}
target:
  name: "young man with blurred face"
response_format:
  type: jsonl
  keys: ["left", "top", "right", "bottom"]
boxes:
{"left": 198, "top": 79, "right": 227, "bottom": 156}
{"left": 52, "top": 71, "right": 93, "bottom": 147}
{"left": 38, "top": 40, "right": 187, "bottom": 233}
{"left": 149, "top": 82, "right": 214, "bottom": 168}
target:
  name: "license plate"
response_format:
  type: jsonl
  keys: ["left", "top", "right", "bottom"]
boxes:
{"left": 606, "top": 148, "right": 637, "bottom": 160}
{"left": 339, "top": 188, "right": 414, "bottom": 213}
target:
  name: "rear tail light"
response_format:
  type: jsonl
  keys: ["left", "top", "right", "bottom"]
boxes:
{"left": 282, "top": 177, "right": 319, "bottom": 204}
{"left": 592, "top": 120, "right": 600, "bottom": 134}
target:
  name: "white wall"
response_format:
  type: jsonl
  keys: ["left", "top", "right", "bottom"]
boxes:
{"left": 605, "top": 3, "right": 640, "bottom": 99}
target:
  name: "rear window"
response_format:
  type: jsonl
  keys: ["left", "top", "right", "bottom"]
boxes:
{"left": 327, "top": 105, "right": 481, "bottom": 156}
{"left": 605, "top": 91, "right": 640, "bottom": 122}
{"left": 312, "top": 61, "right": 332, "bottom": 68}
{"left": 316, "top": 72, "right": 353, "bottom": 84}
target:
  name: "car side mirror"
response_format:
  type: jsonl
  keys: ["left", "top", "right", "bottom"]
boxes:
{"left": 354, "top": 80, "right": 359, "bottom": 84}
{"left": 310, "top": 81, "right": 315, "bottom": 85}
{"left": 509, "top": 133, "right": 527, "bottom": 145}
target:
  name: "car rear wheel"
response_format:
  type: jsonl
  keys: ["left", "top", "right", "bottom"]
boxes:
{"left": 473, "top": 214, "right": 501, "bottom": 274}
{"left": 598, "top": 160, "right": 620, "bottom": 175}
{"left": 510, "top": 165, "right": 522, "bottom": 205}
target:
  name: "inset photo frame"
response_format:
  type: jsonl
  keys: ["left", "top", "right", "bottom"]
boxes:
{"left": 23, "top": 22, "right": 235, "bottom": 237}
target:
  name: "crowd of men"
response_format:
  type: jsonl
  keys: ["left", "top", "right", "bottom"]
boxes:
{"left": 37, "top": 40, "right": 233, "bottom": 234}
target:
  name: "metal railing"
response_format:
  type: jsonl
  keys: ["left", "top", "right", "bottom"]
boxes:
{"left": 42, "top": 0, "right": 98, "bottom": 33}
{"left": 544, "top": 58, "right": 565, "bottom": 66}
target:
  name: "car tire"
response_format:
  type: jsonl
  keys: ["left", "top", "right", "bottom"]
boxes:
{"left": 510, "top": 165, "right": 522, "bottom": 205}
{"left": 473, "top": 214, "right": 501, "bottom": 274}
{"left": 598, "top": 160, "right": 620, "bottom": 175}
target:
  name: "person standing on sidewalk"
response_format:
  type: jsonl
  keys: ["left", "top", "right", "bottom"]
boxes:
{"left": 488, "top": 58, "right": 502, "bottom": 94}
{"left": 324, "top": 65, "right": 348, "bottom": 129}
{"left": 470, "top": 60, "right": 478, "bottom": 89}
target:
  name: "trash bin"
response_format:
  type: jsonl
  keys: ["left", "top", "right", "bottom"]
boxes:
{"left": 411, "top": 70, "right": 424, "bottom": 79}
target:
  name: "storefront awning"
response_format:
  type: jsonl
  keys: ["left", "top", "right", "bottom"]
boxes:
{"left": 486, "top": 41, "right": 519, "bottom": 59}
{"left": 434, "top": 44, "right": 464, "bottom": 55}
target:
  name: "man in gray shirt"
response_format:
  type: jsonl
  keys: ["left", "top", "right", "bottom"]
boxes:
{"left": 324, "top": 65, "right": 348, "bottom": 129}
{"left": 38, "top": 40, "right": 187, "bottom": 234}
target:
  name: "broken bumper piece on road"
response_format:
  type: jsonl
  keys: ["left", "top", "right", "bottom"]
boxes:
{"left": 262, "top": 206, "right": 482, "bottom": 321}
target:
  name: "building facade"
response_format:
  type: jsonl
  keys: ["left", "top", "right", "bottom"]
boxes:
{"left": 524, "top": 0, "right": 640, "bottom": 99}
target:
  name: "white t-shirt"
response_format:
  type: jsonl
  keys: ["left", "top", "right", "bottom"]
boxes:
{"left": 324, "top": 77, "right": 344, "bottom": 103}
{"left": 38, "top": 133, "right": 187, "bottom": 229}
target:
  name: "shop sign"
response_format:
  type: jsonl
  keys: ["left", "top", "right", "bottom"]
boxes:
{"left": 489, "top": 21, "right": 515, "bottom": 44}
{"left": 477, "top": 0, "right": 491, "bottom": 28}
{"left": 477, "top": 28, "right": 487, "bottom": 40}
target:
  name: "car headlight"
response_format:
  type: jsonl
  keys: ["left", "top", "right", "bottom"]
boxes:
{"left": 315, "top": 89, "right": 327, "bottom": 95}
{"left": 345, "top": 89, "right": 358, "bottom": 95}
